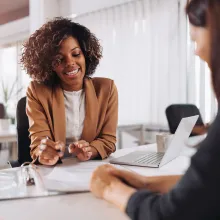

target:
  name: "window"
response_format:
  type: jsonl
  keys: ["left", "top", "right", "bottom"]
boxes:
{"left": 0, "top": 42, "right": 30, "bottom": 119}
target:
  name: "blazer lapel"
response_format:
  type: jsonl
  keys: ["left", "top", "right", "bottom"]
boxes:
{"left": 52, "top": 85, "right": 66, "bottom": 144}
{"left": 81, "top": 78, "right": 99, "bottom": 142}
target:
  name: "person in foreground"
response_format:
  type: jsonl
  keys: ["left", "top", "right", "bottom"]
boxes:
{"left": 21, "top": 18, "right": 118, "bottom": 165}
{"left": 90, "top": 0, "right": 220, "bottom": 219}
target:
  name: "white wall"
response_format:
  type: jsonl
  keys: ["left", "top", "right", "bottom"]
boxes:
{"left": 74, "top": 0, "right": 187, "bottom": 126}
{"left": 0, "top": 0, "right": 134, "bottom": 46}
{"left": 59, "top": 0, "right": 133, "bottom": 16}
{"left": 29, "top": 0, "right": 61, "bottom": 34}
{"left": 0, "top": 17, "right": 29, "bottom": 46}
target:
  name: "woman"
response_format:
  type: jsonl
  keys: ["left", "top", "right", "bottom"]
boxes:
{"left": 90, "top": 0, "right": 220, "bottom": 219}
{"left": 21, "top": 18, "right": 118, "bottom": 166}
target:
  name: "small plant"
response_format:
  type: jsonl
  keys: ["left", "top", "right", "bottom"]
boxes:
{"left": 0, "top": 78, "right": 23, "bottom": 119}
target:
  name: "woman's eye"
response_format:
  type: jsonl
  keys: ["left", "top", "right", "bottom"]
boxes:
{"left": 72, "top": 53, "right": 80, "bottom": 57}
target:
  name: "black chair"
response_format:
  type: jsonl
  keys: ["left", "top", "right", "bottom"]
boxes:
{"left": 0, "top": 103, "right": 6, "bottom": 150}
{"left": 0, "top": 103, "right": 5, "bottom": 118}
{"left": 165, "top": 104, "right": 204, "bottom": 136}
{"left": 8, "top": 97, "right": 32, "bottom": 167}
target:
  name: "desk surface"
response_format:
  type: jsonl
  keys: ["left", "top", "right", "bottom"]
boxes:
{"left": 0, "top": 125, "right": 16, "bottom": 143}
{"left": 0, "top": 136, "right": 203, "bottom": 220}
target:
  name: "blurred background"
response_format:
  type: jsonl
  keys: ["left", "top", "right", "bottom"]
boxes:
{"left": 0, "top": 0, "right": 216, "bottom": 168}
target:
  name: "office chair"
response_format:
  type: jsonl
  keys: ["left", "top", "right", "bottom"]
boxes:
{"left": 165, "top": 104, "right": 204, "bottom": 136}
{"left": 8, "top": 97, "right": 32, "bottom": 167}
{"left": 0, "top": 103, "right": 5, "bottom": 118}
{"left": 0, "top": 103, "right": 6, "bottom": 151}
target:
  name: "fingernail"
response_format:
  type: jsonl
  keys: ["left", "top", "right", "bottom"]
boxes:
{"left": 39, "top": 145, "right": 46, "bottom": 151}
{"left": 41, "top": 139, "right": 47, "bottom": 144}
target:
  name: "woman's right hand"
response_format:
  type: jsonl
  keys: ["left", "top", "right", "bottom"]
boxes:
{"left": 37, "top": 138, "right": 65, "bottom": 165}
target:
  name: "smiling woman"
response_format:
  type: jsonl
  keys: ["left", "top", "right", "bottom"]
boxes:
{"left": 20, "top": 17, "right": 118, "bottom": 166}
{"left": 52, "top": 37, "right": 86, "bottom": 91}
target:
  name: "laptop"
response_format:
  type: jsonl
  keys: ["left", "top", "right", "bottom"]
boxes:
{"left": 110, "top": 115, "right": 199, "bottom": 168}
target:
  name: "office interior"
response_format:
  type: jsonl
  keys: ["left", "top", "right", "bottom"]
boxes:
{"left": 0, "top": 0, "right": 215, "bottom": 170}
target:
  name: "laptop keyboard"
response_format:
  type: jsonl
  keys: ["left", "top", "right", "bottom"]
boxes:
{"left": 133, "top": 152, "right": 165, "bottom": 166}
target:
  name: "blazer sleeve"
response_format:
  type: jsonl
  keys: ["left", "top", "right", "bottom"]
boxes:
{"left": 126, "top": 109, "right": 220, "bottom": 220}
{"left": 89, "top": 82, "right": 118, "bottom": 159}
{"left": 26, "top": 82, "right": 53, "bottom": 160}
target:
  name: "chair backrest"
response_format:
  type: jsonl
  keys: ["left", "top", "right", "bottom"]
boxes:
{"left": 0, "top": 103, "right": 5, "bottom": 118}
{"left": 16, "top": 97, "right": 32, "bottom": 164}
{"left": 165, "top": 104, "right": 204, "bottom": 135}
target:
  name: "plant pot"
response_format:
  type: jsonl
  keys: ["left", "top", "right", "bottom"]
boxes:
{"left": 0, "top": 119, "right": 11, "bottom": 131}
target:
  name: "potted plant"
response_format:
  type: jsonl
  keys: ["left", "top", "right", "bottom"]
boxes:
{"left": 0, "top": 78, "right": 23, "bottom": 130}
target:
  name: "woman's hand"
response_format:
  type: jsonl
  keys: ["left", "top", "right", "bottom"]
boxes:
{"left": 68, "top": 140, "right": 99, "bottom": 161}
{"left": 90, "top": 164, "right": 119, "bottom": 198}
{"left": 90, "top": 165, "right": 181, "bottom": 212}
{"left": 90, "top": 164, "right": 136, "bottom": 211}
{"left": 109, "top": 168, "right": 181, "bottom": 194}
{"left": 37, "top": 138, "right": 65, "bottom": 165}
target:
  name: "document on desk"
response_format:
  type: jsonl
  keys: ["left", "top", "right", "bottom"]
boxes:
{"left": 0, "top": 166, "right": 58, "bottom": 201}
{"left": 40, "top": 159, "right": 108, "bottom": 192}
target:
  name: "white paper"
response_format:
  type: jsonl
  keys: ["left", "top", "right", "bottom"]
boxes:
{"left": 41, "top": 159, "right": 108, "bottom": 192}
{"left": 40, "top": 158, "right": 130, "bottom": 192}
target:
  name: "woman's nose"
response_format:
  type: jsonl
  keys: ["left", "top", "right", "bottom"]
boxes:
{"left": 66, "top": 55, "right": 76, "bottom": 66}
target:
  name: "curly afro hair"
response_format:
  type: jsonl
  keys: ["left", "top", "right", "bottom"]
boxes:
{"left": 21, "top": 17, "right": 102, "bottom": 85}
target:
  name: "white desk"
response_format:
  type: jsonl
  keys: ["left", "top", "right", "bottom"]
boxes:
{"left": 0, "top": 125, "right": 17, "bottom": 160}
{"left": 0, "top": 125, "right": 16, "bottom": 143}
{"left": 0, "top": 137, "right": 202, "bottom": 220}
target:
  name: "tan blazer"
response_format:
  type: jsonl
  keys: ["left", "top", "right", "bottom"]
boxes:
{"left": 26, "top": 77, "right": 118, "bottom": 160}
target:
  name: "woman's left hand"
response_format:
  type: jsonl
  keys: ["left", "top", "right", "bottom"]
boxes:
{"left": 90, "top": 164, "right": 136, "bottom": 211}
{"left": 68, "top": 140, "right": 99, "bottom": 161}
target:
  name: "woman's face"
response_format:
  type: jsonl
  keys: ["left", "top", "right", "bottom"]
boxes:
{"left": 53, "top": 36, "right": 86, "bottom": 91}
{"left": 190, "top": 24, "right": 210, "bottom": 64}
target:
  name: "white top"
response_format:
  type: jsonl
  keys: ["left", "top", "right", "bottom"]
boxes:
{"left": 63, "top": 89, "right": 86, "bottom": 148}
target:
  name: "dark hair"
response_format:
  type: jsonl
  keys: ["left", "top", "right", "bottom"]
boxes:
{"left": 21, "top": 17, "right": 102, "bottom": 85}
{"left": 186, "top": 0, "right": 220, "bottom": 100}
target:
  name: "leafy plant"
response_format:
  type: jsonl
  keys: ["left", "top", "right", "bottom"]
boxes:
{"left": 0, "top": 78, "right": 23, "bottom": 119}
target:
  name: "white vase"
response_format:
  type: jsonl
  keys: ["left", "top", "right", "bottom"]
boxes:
{"left": 0, "top": 119, "right": 11, "bottom": 131}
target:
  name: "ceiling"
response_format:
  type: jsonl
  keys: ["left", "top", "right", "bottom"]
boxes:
{"left": 0, "top": 0, "right": 29, "bottom": 25}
